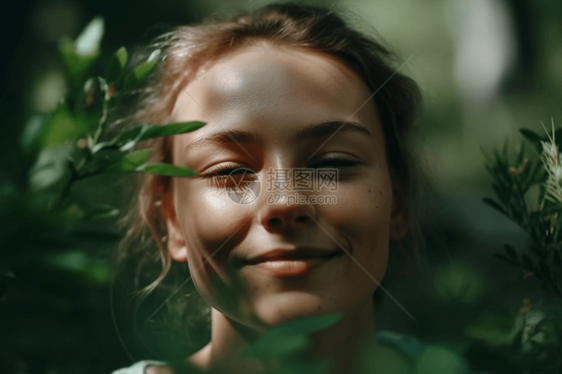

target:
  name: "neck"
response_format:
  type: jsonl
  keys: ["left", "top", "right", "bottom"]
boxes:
{"left": 189, "top": 298, "right": 377, "bottom": 374}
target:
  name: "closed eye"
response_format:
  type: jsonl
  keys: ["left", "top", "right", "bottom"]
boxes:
{"left": 201, "top": 156, "right": 357, "bottom": 187}
{"left": 312, "top": 156, "right": 358, "bottom": 169}
{"left": 202, "top": 164, "right": 254, "bottom": 177}
{"left": 201, "top": 164, "right": 257, "bottom": 188}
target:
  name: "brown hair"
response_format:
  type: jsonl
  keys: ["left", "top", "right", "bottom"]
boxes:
{"left": 112, "top": 1, "right": 424, "bottom": 359}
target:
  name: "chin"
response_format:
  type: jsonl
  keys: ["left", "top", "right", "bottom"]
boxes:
{"left": 251, "top": 291, "right": 342, "bottom": 327}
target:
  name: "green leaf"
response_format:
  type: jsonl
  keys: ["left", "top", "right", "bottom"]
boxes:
{"left": 100, "top": 149, "right": 151, "bottom": 172}
{"left": 240, "top": 313, "right": 343, "bottom": 359}
{"left": 139, "top": 121, "right": 206, "bottom": 140}
{"left": 29, "top": 144, "right": 73, "bottom": 190}
{"left": 83, "top": 205, "right": 120, "bottom": 221}
{"left": 58, "top": 38, "right": 98, "bottom": 90}
{"left": 519, "top": 128, "right": 544, "bottom": 153}
{"left": 414, "top": 346, "right": 469, "bottom": 374}
{"left": 241, "top": 334, "right": 309, "bottom": 359}
{"left": 94, "top": 121, "right": 206, "bottom": 153}
{"left": 20, "top": 115, "right": 45, "bottom": 154}
{"left": 41, "top": 250, "right": 111, "bottom": 286}
{"left": 74, "top": 16, "right": 104, "bottom": 57}
{"left": 277, "top": 313, "right": 344, "bottom": 335}
{"left": 272, "top": 359, "right": 330, "bottom": 374}
{"left": 136, "top": 163, "right": 195, "bottom": 177}
{"left": 97, "top": 76, "right": 111, "bottom": 101}
{"left": 97, "top": 76, "right": 108, "bottom": 93}
{"left": 37, "top": 103, "right": 86, "bottom": 149}
{"left": 147, "top": 49, "right": 161, "bottom": 63}
{"left": 464, "top": 309, "right": 518, "bottom": 348}
{"left": 519, "top": 128, "right": 543, "bottom": 143}
{"left": 483, "top": 198, "right": 507, "bottom": 216}
{"left": 105, "top": 46, "right": 128, "bottom": 82}
{"left": 83, "top": 77, "right": 96, "bottom": 93}
{"left": 57, "top": 17, "right": 104, "bottom": 92}
{"left": 124, "top": 61, "right": 156, "bottom": 90}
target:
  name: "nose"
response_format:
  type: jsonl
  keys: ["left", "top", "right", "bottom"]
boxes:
{"left": 256, "top": 183, "right": 317, "bottom": 232}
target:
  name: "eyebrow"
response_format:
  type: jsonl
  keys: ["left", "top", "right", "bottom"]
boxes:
{"left": 184, "top": 120, "right": 372, "bottom": 154}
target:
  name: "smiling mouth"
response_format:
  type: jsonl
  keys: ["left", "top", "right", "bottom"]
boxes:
{"left": 243, "top": 249, "right": 342, "bottom": 277}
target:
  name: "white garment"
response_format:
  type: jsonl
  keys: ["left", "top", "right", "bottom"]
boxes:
{"left": 111, "top": 360, "right": 168, "bottom": 374}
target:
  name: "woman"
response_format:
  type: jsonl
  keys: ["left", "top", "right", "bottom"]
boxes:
{"left": 112, "top": 2, "right": 428, "bottom": 373}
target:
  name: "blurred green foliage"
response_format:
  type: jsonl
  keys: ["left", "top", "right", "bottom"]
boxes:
{"left": 0, "top": 14, "right": 205, "bottom": 374}
{"left": 473, "top": 124, "right": 562, "bottom": 372}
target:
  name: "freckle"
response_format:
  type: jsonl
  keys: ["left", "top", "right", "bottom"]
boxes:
{"left": 376, "top": 206, "right": 379, "bottom": 209}
{"left": 368, "top": 189, "right": 371, "bottom": 193}
{"left": 379, "top": 190, "right": 382, "bottom": 196}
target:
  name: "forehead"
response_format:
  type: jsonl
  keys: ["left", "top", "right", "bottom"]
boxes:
{"left": 172, "top": 42, "right": 383, "bottom": 145}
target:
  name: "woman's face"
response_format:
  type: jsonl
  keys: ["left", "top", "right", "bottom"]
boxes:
{"left": 166, "top": 42, "right": 405, "bottom": 329}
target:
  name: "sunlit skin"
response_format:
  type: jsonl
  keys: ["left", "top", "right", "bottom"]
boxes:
{"left": 158, "top": 41, "right": 409, "bottom": 374}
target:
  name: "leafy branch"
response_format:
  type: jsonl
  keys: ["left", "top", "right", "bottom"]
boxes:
{"left": 30, "top": 17, "right": 207, "bottom": 213}
{"left": 0, "top": 16, "right": 206, "bottom": 296}
{"left": 483, "top": 121, "right": 562, "bottom": 299}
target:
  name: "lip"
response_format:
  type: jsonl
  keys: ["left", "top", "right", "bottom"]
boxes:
{"left": 243, "top": 248, "right": 341, "bottom": 277}
{"left": 244, "top": 248, "right": 341, "bottom": 264}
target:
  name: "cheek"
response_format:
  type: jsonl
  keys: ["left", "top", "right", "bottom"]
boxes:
{"left": 176, "top": 180, "right": 242, "bottom": 246}
{"left": 173, "top": 179, "right": 250, "bottom": 306}
{"left": 331, "top": 168, "right": 393, "bottom": 244}
{"left": 330, "top": 168, "right": 392, "bottom": 293}
{"left": 337, "top": 169, "right": 393, "bottom": 293}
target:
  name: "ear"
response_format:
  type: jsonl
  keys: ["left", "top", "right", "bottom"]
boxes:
{"left": 389, "top": 191, "right": 409, "bottom": 242}
{"left": 166, "top": 216, "right": 188, "bottom": 263}
{"left": 161, "top": 182, "right": 188, "bottom": 263}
